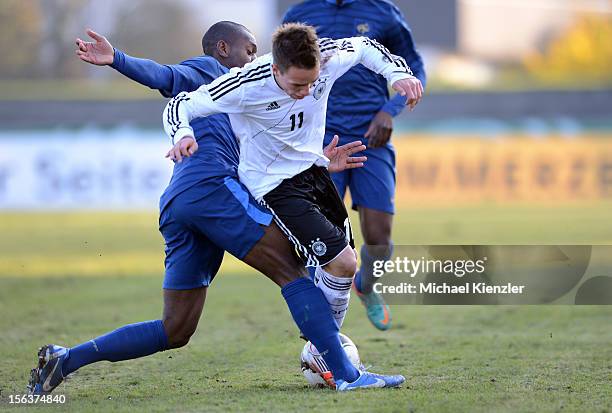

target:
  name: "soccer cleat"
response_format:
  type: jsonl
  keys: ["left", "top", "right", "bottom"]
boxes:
{"left": 354, "top": 282, "right": 392, "bottom": 331}
{"left": 336, "top": 370, "right": 405, "bottom": 391}
{"left": 27, "top": 344, "right": 68, "bottom": 395}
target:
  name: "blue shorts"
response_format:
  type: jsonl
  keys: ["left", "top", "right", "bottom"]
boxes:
{"left": 159, "top": 176, "right": 272, "bottom": 290}
{"left": 329, "top": 137, "right": 396, "bottom": 215}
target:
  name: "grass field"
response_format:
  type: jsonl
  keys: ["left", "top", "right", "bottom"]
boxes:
{"left": 1, "top": 205, "right": 611, "bottom": 412}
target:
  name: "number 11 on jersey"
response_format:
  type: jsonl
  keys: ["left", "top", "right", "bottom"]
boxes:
{"left": 290, "top": 112, "right": 304, "bottom": 131}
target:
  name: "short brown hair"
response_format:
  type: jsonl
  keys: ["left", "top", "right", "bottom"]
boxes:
{"left": 272, "top": 23, "right": 319, "bottom": 73}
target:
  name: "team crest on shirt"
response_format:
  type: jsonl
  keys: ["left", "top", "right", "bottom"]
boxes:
{"left": 312, "top": 79, "right": 327, "bottom": 100}
{"left": 310, "top": 238, "right": 328, "bottom": 256}
{"left": 356, "top": 22, "right": 370, "bottom": 34}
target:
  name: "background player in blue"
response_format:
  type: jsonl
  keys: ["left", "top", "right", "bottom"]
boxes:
{"left": 28, "top": 22, "right": 381, "bottom": 394}
{"left": 283, "top": 0, "right": 426, "bottom": 330}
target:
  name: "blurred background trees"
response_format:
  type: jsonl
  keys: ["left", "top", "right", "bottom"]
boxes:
{"left": 0, "top": 0, "right": 201, "bottom": 80}
{"left": 524, "top": 15, "right": 612, "bottom": 87}
{"left": 0, "top": 0, "right": 610, "bottom": 92}
{"left": 0, "top": 0, "right": 43, "bottom": 78}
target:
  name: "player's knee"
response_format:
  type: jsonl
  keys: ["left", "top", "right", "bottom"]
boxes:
{"left": 364, "top": 232, "right": 391, "bottom": 247}
{"left": 163, "top": 317, "right": 198, "bottom": 349}
{"left": 167, "top": 330, "right": 195, "bottom": 349}
{"left": 325, "top": 246, "right": 357, "bottom": 277}
{"left": 168, "top": 334, "right": 191, "bottom": 349}
{"left": 361, "top": 212, "right": 393, "bottom": 246}
{"left": 363, "top": 223, "right": 392, "bottom": 246}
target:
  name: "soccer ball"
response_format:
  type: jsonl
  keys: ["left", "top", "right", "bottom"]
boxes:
{"left": 300, "top": 333, "right": 361, "bottom": 388}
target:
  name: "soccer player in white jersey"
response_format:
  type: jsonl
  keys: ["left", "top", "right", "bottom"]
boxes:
{"left": 163, "top": 23, "right": 422, "bottom": 336}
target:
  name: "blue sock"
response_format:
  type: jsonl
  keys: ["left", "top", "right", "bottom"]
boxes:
{"left": 355, "top": 243, "right": 394, "bottom": 294}
{"left": 307, "top": 266, "right": 316, "bottom": 281}
{"left": 282, "top": 278, "right": 359, "bottom": 383}
{"left": 62, "top": 319, "right": 168, "bottom": 376}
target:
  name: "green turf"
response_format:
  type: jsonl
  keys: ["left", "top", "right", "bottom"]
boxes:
{"left": 1, "top": 204, "right": 611, "bottom": 277}
{"left": 0, "top": 276, "right": 610, "bottom": 412}
{"left": 0, "top": 207, "right": 611, "bottom": 412}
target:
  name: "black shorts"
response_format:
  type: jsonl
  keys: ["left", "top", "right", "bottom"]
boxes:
{"left": 261, "top": 165, "right": 355, "bottom": 267}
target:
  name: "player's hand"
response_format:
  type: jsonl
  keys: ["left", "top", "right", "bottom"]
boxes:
{"left": 364, "top": 111, "right": 393, "bottom": 148}
{"left": 392, "top": 76, "right": 423, "bottom": 111}
{"left": 324, "top": 135, "right": 367, "bottom": 173}
{"left": 165, "top": 136, "right": 198, "bottom": 163}
{"left": 75, "top": 29, "right": 114, "bottom": 65}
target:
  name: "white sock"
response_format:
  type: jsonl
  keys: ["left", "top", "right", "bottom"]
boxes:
{"left": 314, "top": 266, "right": 353, "bottom": 328}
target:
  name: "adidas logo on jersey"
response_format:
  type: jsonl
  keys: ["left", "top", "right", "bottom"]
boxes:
{"left": 266, "top": 101, "right": 281, "bottom": 111}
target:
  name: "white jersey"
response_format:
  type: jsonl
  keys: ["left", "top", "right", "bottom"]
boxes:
{"left": 163, "top": 37, "right": 413, "bottom": 200}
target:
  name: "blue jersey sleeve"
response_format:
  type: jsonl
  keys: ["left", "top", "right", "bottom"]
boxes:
{"left": 110, "top": 49, "right": 215, "bottom": 98}
{"left": 110, "top": 49, "right": 174, "bottom": 96}
{"left": 164, "top": 57, "right": 222, "bottom": 97}
{"left": 381, "top": 93, "right": 408, "bottom": 118}
{"left": 380, "top": 4, "right": 427, "bottom": 118}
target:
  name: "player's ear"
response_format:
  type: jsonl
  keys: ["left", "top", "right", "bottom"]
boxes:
{"left": 217, "top": 40, "right": 230, "bottom": 58}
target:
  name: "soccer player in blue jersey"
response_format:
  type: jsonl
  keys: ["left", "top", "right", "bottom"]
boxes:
{"left": 28, "top": 22, "right": 391, "bottom": 394}
{"left": 282, "top": 0, "right": 426, "bottom": 330}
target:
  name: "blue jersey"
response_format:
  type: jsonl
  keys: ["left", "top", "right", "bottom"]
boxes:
{"left": 111, "top": 51, "right": 240, "bottom": 211}
{"left": 283, "top": 0, "right": 426, "bottom": 142}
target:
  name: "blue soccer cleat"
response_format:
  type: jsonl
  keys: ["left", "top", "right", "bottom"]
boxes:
{"left": 28, "top": 344, "right": 68, "bottom": 395}
{"left": 336, "top": 370, "right": 405, "bottom": 391}
{"left": 354, "top": 282, "right": 392, "bottom": 331}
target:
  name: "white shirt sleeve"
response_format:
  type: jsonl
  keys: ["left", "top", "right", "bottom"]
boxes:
{"left": 162, "top": 69, "right": 245, "bottom": 144}
{"left": 322, "top": 36, "right": 414, "bottom": 86}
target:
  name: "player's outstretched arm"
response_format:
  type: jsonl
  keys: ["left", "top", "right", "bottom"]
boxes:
{"left": 75, "top": 28, "right": 189, "bottom": 95}
{"left": 327, "top": 37, "right": 423, "bottom": 110}
{"left": 324, "top": 135, "right": 368, "bottom": 173}
{"left": 75, "top": 29, "right": 114, "bottom": 65}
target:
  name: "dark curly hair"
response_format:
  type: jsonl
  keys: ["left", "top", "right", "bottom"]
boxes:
{"left": 272, "top": 23, "right": 320, "bottom": 73}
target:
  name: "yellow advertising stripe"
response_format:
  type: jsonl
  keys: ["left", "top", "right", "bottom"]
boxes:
{"left": 393, "top": 135, "right": 612, "bottom": 204}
